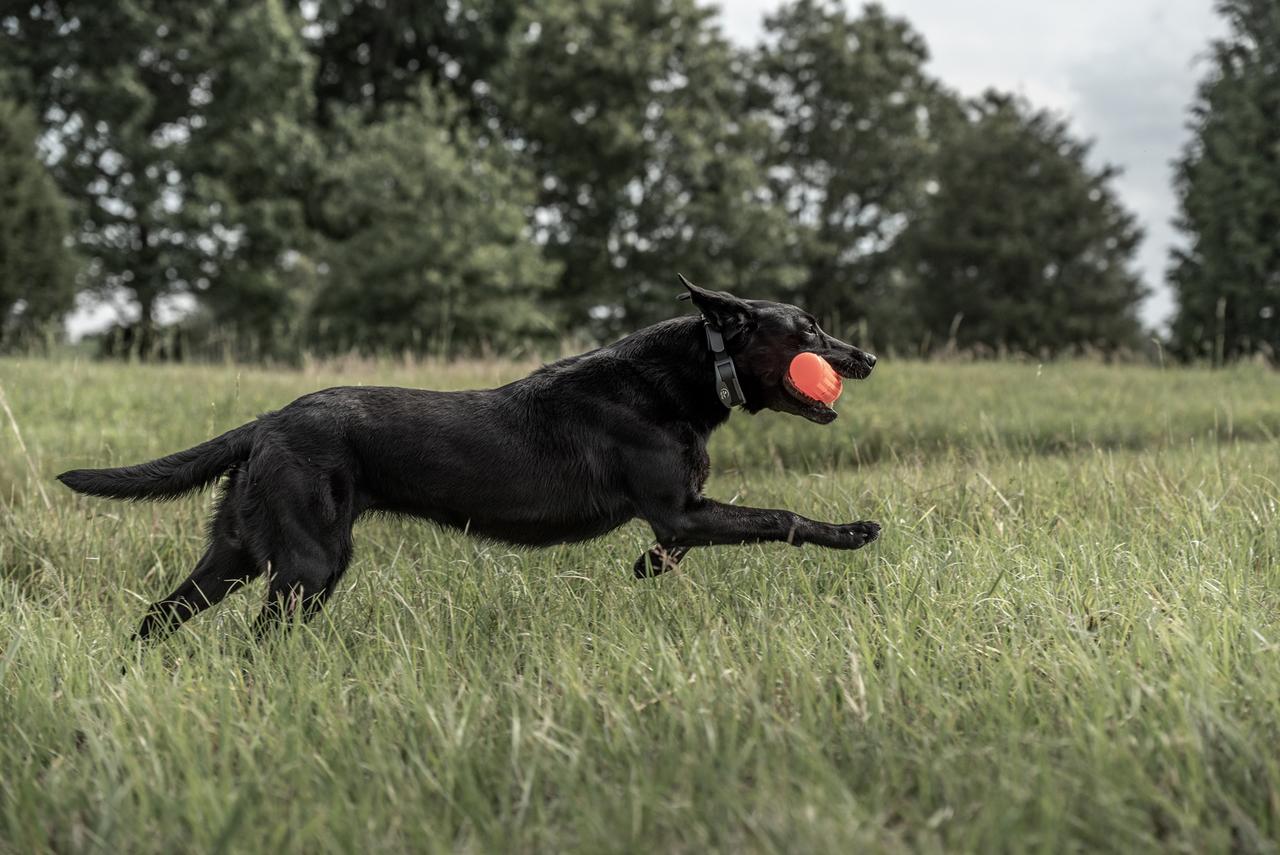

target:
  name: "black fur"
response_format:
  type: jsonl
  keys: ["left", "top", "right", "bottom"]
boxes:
{"left": 58, "top": 281, "right": 880, "bottom": 640}
{"left": 58, "top": 424, "right": 255, "bottom": 500}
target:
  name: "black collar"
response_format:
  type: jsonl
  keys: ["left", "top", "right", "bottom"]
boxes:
{"left": 704, "top": 322, "right": 745, "bottom": 408}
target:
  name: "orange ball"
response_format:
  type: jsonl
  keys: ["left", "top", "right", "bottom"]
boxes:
{"left": 788, "top": 352, "right": 843, "bottom": 404}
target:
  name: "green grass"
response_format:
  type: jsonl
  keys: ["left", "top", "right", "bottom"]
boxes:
{"left": 2, "top": 355, "right": 1279, "bottom": 853}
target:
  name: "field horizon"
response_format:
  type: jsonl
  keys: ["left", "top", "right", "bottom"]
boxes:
{"left": 2, "top": 355, "right": 1278, "bottom": 852}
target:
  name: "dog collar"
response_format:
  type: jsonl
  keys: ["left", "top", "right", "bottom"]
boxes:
{"left": 704, "top": 322, "right": 745, "bottom": 408}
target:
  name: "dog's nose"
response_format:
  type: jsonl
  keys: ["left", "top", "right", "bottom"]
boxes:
{"left": 863, "top": 352, "right": 877, "bottom": 368}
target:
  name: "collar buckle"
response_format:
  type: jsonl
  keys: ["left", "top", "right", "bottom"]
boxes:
{"left": 704, "top": 323, "right": 745, "bottom": 408}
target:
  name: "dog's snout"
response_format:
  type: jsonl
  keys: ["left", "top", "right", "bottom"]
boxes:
{"left": 863, "top": 352, "right": 877, "bottom": 368}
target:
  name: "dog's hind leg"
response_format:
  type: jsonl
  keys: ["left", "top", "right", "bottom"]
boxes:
{"left": 135, "top": 481, "right": 263, "bottom": 642}
{"left": 251, "top": 531, "right": 353, "bottom": 638}
{"left": 633, "top": 544, "right": 690, "bottom": 579}
{"left": 249, "top": 468, "right": 357, "bottom": 639}
{"left": 135, "top": 540, "right": 261, "bottom": 641}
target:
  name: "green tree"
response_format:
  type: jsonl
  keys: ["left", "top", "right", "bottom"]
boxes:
{"left": 4, "top": 0, "right": 317, "bottom": 351}
{"left": 305, "top": 91, "right": 560, "bottom": 355}
{"left": 7, "top": 0, "right": 222, "bottom": 337}
{"left": 0, "top": 100, "right": 78, "bottom": 348}
{"left": 496, "top": 0, "right": 802, "bottom": 335}
{"left": 1169, "top": 0, "right": 1280, "bottom": 362}
{"left": 179, "top": 0, "right": 321, "bottom": 351}
{"left": 754, "top": 1, "right": 948, "bottom": 344}
{"left": 303, "top": 0, "right": 521, "bottom": 125}
{"left": 903, "top": 92, "right": 1146, "bottom": 353}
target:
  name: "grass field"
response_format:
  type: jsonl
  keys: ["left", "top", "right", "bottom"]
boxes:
{"left": 2, "top": 355, "right": 1279, "bottom": 853}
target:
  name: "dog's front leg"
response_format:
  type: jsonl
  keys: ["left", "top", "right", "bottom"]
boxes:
{"left": 647, "top": 498, "right": 879, "bottom": 551}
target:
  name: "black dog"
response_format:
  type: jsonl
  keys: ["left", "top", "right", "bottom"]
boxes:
{"left": 58, "top": 278, "right": 879, "bottom": 640}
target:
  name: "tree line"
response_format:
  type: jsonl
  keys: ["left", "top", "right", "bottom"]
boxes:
{"left": 0, "top": 0, "right": 1275, "bottom": 361}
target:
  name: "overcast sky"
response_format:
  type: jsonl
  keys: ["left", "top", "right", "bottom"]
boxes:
{"left": 718, "top": 0, "right": 1226, "bottom": 329}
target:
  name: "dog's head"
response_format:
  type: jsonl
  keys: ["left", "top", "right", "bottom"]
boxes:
{"left": 682, "top": 277, "right": 876, "bottom": 424}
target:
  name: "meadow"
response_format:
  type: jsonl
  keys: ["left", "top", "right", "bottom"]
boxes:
{"left": 2, "top": 354, "right": 1279, "bottom": 853}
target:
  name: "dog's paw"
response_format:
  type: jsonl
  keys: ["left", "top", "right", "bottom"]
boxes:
{"left": 837, "top": 520, "right": 880, "bottom": 549}
{"left": 633, "top": 550, "right": 659, "bottom": 579}
{"left": 633, "top": 545, "right": 686, "bottom": 579}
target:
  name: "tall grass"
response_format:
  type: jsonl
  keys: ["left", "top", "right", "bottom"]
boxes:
{"left": 2, "top": 356, "right": 1278, "bottom": 852}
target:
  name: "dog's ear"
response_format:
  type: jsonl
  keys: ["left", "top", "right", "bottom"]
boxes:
{"left": 677, "top": 274, "right": 753, "bottom": 338}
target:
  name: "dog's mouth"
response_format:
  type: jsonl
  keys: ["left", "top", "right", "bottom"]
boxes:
{"left": 780, "top": 355, "right": 873, "bottom": 424}
{"left": 782, "top": 374, "right": 838, "bottom": 423}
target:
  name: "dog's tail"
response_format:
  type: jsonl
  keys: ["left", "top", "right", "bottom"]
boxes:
{"left": 57, "top": 422, "right": 256, "bottom": 501}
